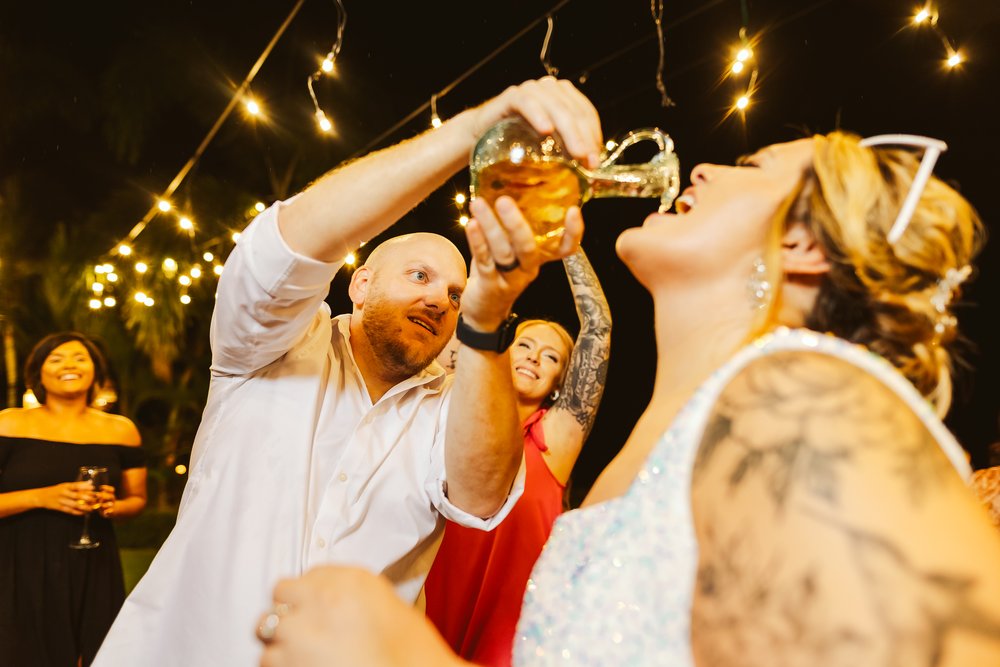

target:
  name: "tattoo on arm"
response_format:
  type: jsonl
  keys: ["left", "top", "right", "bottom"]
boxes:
{"left": 690, "top": 352, "right": 1000, "bottom": 666}
{"left": 553, "top": 250, "right": 612, "bottom": 436}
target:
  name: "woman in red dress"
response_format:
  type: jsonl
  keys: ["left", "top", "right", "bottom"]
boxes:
{"left": 424, "top": 248, "right": 612, "bottom": 667}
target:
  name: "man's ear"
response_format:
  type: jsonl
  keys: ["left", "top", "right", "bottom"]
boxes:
{"left": 781, "top": 222, "right": 831, "bottom": 276}
{"left": 348, "top": 266, "right": 371, "bottom": 307}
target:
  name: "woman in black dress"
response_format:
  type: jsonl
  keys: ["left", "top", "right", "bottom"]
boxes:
{"left": 0, "top": 332, "right": 147, "bottom": 666}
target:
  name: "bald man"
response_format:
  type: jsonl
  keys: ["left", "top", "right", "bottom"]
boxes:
{"left": 94, "top": 77, "right": 604, "bottom": 667}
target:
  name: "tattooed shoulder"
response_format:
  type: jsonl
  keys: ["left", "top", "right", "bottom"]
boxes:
{"left": 689, "top": 350, "right": 1000, "bottom": 667}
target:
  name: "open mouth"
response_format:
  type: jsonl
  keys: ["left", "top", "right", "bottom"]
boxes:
{"left": 407, "top": 317, "right": 437, "bottom": 336}
{"left": 675, "top": 193, "right": 695, "bottom": 214}
{"left": 58, "top": 373, "right": 82, "bottom": 381}
{"left": 515, "top": 367, "right": 539, "bottom": 380}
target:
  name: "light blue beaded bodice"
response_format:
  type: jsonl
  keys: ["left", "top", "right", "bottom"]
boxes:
{"left": 514, "top": 328, "right": 970, "bottom": 667}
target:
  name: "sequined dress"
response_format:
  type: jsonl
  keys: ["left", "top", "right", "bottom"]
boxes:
{"left": 514, "top": 328, "right": 972, "bottom": 666}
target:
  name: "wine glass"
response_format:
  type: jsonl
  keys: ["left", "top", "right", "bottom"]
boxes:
{"left": 69, "top": 466, "right": 108, "bottom": 550}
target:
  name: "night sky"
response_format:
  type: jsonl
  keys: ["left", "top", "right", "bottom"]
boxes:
{"left": 1, "top": 0, "right": 998, "bottom": 501}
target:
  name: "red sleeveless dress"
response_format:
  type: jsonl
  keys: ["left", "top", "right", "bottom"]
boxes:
{"left": 424, "top": 410, "right": 565, "bottom": 667}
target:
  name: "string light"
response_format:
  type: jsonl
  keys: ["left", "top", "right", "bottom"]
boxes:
{"left": 908, "top": 3, "right": 965, "bottom": 70}
{"left": 89, "top": 299, "right": 102, "bottom": 310}
{"left": 92, "top": 282, "right": 104, "bottom": 293}
{"left": 143, "top": 297, "right": 155, "bottom": 307}
{"left": 459, "top": 215, "right": 469, "bottom": 226}
{"left": 106, "top": 272, "right": 118, "bottom": 283}
{"left": 214, "top": 265, "right": 224, "bottom": 276}
{"left": 254, "top": 202, "right": 266, "bottom": 213}
{"left": 134, "top": 292, "right": 148, "bottom": 303}
{"left": 135, "top": 262, "right": 148, "bottom": 274}
{"left": 103, "top": 297, "right": 116, "bottom": 307}
{"left": 454, "top": 193, "right": 467, "bottom": 206}
{"left": 179, "top": 217, "right": 194, "bottom": 231}
{"left": 179, "top": 275, "right": 192, "bottom": 286}
{"left": 190, "top": 266, "right": 202, "bottom": 279}
{"left": 316, "top": 110, "right": 333, "bottom": 133}
{"left": 430, "top": 93, "right": 442, "bottom": 129}
{"left": 180, "top": 295, "right": 192, "bottom": 305}
{"left": 735, "top": 95, "right": 750, "bottom": 110}
{"left": 307, "top": 0, "right": 347, "bottom": 134}
{"left": 231, "top": 232, "right": 241, "bottom": 243}
{"left": 245, "top": 98, "right": 262, "bottom": 116}
{"left": 723, "top": 11, "right": 759, "bottom": 123}
{"left": 344, "top": 252, "right": 356, "bottom": 265}
{"left": 175, "top": 464, "right": 188, "bottom": 475}
{"left": 157, "top": 200, "right": 172, "bottom": 213}
{"left": 118, "top": 244, "right": 132, "bottom": 256}
{"left": 203, "top": 252, "right": 214, "bottom": 262}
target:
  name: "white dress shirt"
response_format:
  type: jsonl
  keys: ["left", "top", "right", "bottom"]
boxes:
{"left": 94, "top": 200, "right": 524, "bottom": 667}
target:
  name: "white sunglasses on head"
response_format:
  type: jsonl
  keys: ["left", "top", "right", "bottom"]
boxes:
{"left": 858, "top": 134, "right": 948, "bottom": 245}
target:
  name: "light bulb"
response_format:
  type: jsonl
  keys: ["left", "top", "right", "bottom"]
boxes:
{"left": 179, "top": 217, "right": 194, "bottom": 231}
{"left": 231, "top": 232, "right": 242, "bottom": 243}
{"left": 92, "top": 282, "right": 104, "bottom": 293}
{"left": 190, "top": 267, "right": 202, "bottom": 279}
{"left": 134, "top": 292, "right": 147, "bottom": 303}
{"left": 245, "top": 99, "right": 261, "bottom": 116}
{"left": 947, "top": 52, "right": 963, "bottom": 67}
{"left": 157, "top": 200, "right": 172, "bottom": 212}
{"left": 104, "top": 297, "right": 116, "bottom": 307}
{"left": 914, "top": 8, "right": 930, "bottom": 23}
{"left": 179, "top": 275, "right": 192, "bottom": 286}
{"left": 106, "top": 273, "right": 118, "bottom": 283}
{"left": 321, "top": 57, "right": 334, "bottom": 73}
{"left": 431, "top": 115, "right": 442, "bottom": 129}
{"left": 735, "top": 95, "right": 750, "bottom": 110}
{"left": 459, "top": 215, "right": 469, "bottom": 226}
{"left": 180, "top": 294, "right": 192, "bottom": 305}
{"left": 344, "top": 253, "right": 356, "bottom": 265}
{"left": 455, "top": 193, "right": 467, "bottom": 206}
{"left": 214, "top": 265, "right": 224, "bottom": 276}
{"left": 736, "top": 47, "right": 753, "bottom": 62}
{"left": 89, "top": 299, "right": 102, "bottom": 310}
{"left": 731, "top": 60, "right": 745, "bottom": 75}
{"left": 203, "top": 252, "right": 214, "bottom": 262}
{"left": 118, "top": 244, "right": 132, "bottom": 256}
{"left": 135, "top": 262, "right": 148, "bottom": 274}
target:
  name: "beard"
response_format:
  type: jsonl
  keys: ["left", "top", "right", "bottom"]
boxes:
{"left": 360, "top": 297, "right": 448, "bottom": 382}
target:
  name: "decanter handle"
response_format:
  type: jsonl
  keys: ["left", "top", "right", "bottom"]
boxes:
{"left": 599, "top": 128, "right": 675, "bottom": 168}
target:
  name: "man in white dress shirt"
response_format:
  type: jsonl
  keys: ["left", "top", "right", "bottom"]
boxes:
{"left": 93, "top": 77, "right": 603, "bottom": 666}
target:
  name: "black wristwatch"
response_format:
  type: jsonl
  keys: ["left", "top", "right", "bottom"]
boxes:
{"left": 455, "top": 313, "right": 522, "bottom": 353}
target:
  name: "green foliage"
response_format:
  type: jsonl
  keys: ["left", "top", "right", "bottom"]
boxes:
{"left": 115, "top": 509, "right": 178, "bottom": 549}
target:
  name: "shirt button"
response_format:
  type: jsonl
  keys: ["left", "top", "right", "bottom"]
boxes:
{"left": 338, "top": 473, "right": 348, "bottom": 482}
{"left": 317, "top": 538, "right": 326, "bottom": 549}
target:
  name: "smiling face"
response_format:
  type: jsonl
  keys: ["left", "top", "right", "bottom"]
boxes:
{"left": 509, "top": 322, "right": 572, "bottom": 404}
{"left": 616, "top": 138, "right": 815, "bottom": 291}
{"left": 353, "top": 233, "right": 468, "bottom": 381}
{"left": 39, "top": 340, "right": 97, "bottom": 402}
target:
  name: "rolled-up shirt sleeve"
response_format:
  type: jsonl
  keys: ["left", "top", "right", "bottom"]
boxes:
{"left": 424, "top": 392, "right": 526, "bottom": 530}
{"left": 211, "top": 199, "right": 343, "bottom": 376}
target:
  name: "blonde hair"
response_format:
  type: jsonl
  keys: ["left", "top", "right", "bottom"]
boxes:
{"left": 762, "top": 131, "right": 984, "bottom": 415}
{"left": 514, "top": 319, "right": 575, "bottom": 393}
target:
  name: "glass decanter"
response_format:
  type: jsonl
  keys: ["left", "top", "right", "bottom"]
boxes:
{"left": 469, "top": 116, "right": 680, "bottom": 248}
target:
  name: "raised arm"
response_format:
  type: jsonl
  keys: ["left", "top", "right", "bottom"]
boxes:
{"left": 689, "top": 351, "right": 1000, "bottom": 667}
{"left": 278, "top": 78, "right": 603, "bottom": 263}
{"left": 442, "top": 81, "right": 603, "bottom": 519}
{"left": 538, "top": 248, "right": 611, "bottom": 484}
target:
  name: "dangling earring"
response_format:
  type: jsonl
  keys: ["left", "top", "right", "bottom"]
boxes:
{"left": 549, "top": 389, "right": 561, "bottom": 403}
{"left": 747, "top": 257, "right": 771, "bottom": 310}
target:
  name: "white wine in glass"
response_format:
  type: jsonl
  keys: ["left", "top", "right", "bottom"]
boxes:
{"left": 69, "top": 466, "right": 108, "bottom": 550}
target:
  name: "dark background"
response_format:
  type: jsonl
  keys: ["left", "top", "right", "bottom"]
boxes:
{"left": 1, "top": 0, "right": 998, "bottom": 504}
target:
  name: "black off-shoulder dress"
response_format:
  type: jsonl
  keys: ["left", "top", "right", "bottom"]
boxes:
{"left": 0, "top": 436, "right": 146, "bottom": 667}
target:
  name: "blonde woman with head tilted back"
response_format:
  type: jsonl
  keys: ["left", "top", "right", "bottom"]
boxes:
{"left": 256, "top": 95, "right": 1000, "bottom": 667}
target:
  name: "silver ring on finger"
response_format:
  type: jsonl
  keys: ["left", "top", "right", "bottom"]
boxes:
{"left": 256, "top": 603, "right": 291, "bottom": 644}
{"left": 494, "top": 257, "right": 521, "bottom": 273}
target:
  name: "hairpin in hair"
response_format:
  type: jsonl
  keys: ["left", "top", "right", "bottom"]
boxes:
{"left": 930, "top": 264, "right": 972, "bottom": 336}
{"left": 858, "top": 134, "right": 948, "bottom": 245}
